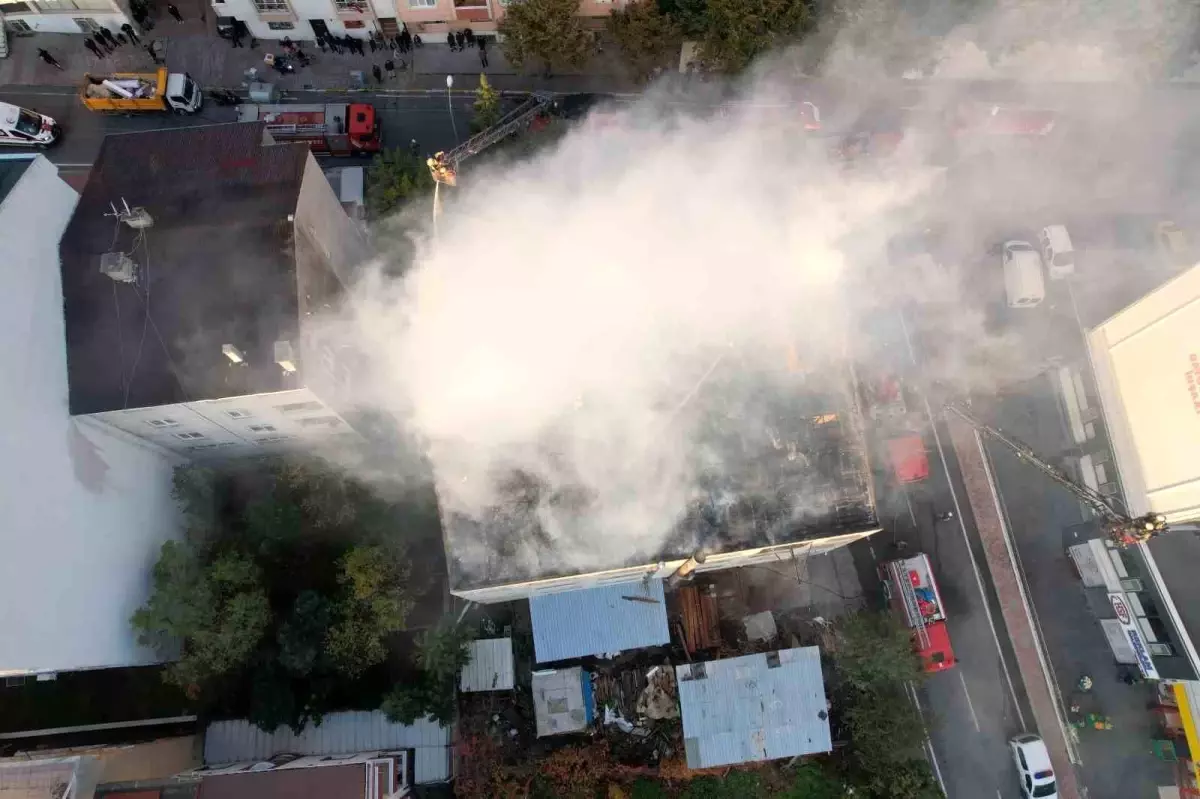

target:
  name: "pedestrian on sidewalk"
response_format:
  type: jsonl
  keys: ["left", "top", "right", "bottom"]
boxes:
{"left": 167, "top": 3, "right": 183, "bottom": 22}
{"left": 316, "top": 35, "right": 327, "bottom": 53}
{"left": 116, "top": 32, "right": 128, "bottom": 45}
{"left": 231, "top": 30, "right": 244, "bottom": 47}
{"left": 384, "top": 58, "right": 396, "bottom": 79}
{"left": 369, "top": 36, "right": 377, "bottom": 53}
{"left": 145, "top": 43, "right": 163, "bottom": 64}
{"left": 90, "top": 32, "right": 110, "bottom": 53}
{"left": 463, "top": 27, "right": 474, "bottom": 48}
{"left": 409, "top": 138, "right": 419, "bottom": 157}
{"left": 372, "top": 63, "right": 382, "bottom": 83}
{"left": 413, "top": 34, "right": 422, "bottom": 48}
{"left": 400, "top": 28, "right": 412, "bottom": 53}
{"left": 445, "top": 31, "right": 456, "bottom": 52}
{"left": 100, "top": 26, "right": 119, "bottom": 48}
{"left": 479, "top": 41, "right": 488, "bottom": 68}
{"left": 121, "top": 22, "right": 140, "bottom": 44}
{"left": 37, "top": 49, "right": 65, "bottom": 70}
{"left": 84, "top": 38, "right": 104, "bottom": 59}
{"left": 454, "top": 30, "right": 465, "bottom": 51}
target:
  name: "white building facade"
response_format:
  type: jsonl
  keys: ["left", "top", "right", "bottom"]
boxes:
{"left": 0, "top": 155, "right": 183, "bottom": 677}
{"left": 208, "top": 0, "right": 622, "bottom": 40}
{"left": 0, "top": 0, "right": 129, "bottom": 35}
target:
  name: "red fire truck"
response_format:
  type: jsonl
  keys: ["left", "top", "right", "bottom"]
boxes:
{"left": 880, "top": 553, "right": 956, "bottom": 673}
{"left": 237, "top": 102, "right": 381, "bottom": 156}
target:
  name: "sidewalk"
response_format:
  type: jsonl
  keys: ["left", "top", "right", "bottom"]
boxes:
{"left": 0, "top": 18, "right": 638, "bottom": 93}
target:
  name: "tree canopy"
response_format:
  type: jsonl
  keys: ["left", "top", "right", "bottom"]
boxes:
{"left": 472, "top": 74, "right": 502, "bottom": 133}
{"left": 381, "top": 619, "right": 475, "bottom": 726}
{"left": 607, "top": 0, "right": 683, "bottom": 82}
{"left": 698, "top": 0, "right": 811, "bottom": 73}
{"left": 499, "top": 0, "right": 594, "bottom": 75}
{"left": 366, "top": 147, "right": 434, "bottom": 219}
{"left": 132, "top": 461, "right": 425, "bottom": 732}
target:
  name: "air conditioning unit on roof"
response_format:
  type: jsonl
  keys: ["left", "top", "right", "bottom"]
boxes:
{"left": 100, "top": 252, "right": 136, "bottom": 283}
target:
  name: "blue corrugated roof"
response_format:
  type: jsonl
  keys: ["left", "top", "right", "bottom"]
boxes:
{"left": 530, "top": 579, "right": 671, "bottom": 663}
{"left": 675, "top": 647, "right": 832, "bottom": 768}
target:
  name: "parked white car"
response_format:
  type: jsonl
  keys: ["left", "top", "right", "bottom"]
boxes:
{"left": 1002, "top": 241, "right": 1046, "bottom": 308}
{"left": 1010, "top": 734, "right": 1058, "bottom": 798}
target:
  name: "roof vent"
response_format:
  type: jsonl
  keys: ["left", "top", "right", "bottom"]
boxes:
{"left": 274, "top": 340, "right": 298, "bottom": 374}
{"left": 99, "top": 252, "right": 136, "bottom": 283}
{"left": 123, "top": 207, "right": 154, "bottom": 229}
{"left": 222, "top": 344, "right": 246, "bottom": 364}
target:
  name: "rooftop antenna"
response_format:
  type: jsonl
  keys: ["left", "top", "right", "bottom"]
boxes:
{"left": 105, "top": 197, "right": 154, "bottom": 229}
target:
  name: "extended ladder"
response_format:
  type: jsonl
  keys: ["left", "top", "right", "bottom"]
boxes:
{"left": 888, "top": 559, "right": 930, "bottom": 651}
{"left": 441, "top": 92, "right": 554, "bottom": 171}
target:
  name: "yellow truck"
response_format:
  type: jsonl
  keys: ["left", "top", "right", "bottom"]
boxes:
{"left": 80, "top": 67, "right": 202, "bottom": 114}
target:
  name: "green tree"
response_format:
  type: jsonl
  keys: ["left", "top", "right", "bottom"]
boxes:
{"left": 131, "top": 543, "right": 271, "bottom": 690}
{"left": 381, "top": 620, "right": 475, "bottom": 725}
{"left": 471, "top": 74, "right": 502, "bottom": 133}
{"left": 698, "top": 0, "right": 810, "bottom": 73}
{"left": 499, "top": 0, "right": 593, "bottom": 76}
{"left": 656, "top": 0, "right": 708, "bottom": 37}
{"left": 831, "top": 612, "right": 929, "bottom": 781}
{"left": 608, "top": 0, "right": 682, "bottom": 82}
{"left": 366, "top": 147, "right": 434, "bottom": 219}
{"left": 276, "top": 590, "right": 333, "bottom": 676}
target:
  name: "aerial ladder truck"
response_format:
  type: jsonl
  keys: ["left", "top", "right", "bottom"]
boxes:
{"left": 427, "top": 92, "right": 555, "bottom": 188}
{"left": 944, "top": 401, "right": 1168, "bottom": 548}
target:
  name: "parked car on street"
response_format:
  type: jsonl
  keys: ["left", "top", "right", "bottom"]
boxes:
{"left": 1002, "top": 240, "right": 1046, "bottom": 308}
{"left": 1009, "top": 734, "right": 1058, "bottom": 798}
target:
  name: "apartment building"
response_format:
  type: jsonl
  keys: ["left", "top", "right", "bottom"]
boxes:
{"left": 210, "top": 0, "right": 624, "bottom": 42}
{"left": 58, "top": 122, "right": 371, "bottom": 460}
{"left": 0, "top": 0, "right": 129, "bottom": 35}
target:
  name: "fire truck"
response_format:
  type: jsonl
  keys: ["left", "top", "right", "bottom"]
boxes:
{"left": 880, "top": 552, "right": 956, "bottom": 672}
{"left": 237, "top": 103, "right": 381, "bottom": 156}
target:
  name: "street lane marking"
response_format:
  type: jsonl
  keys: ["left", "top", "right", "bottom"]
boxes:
{"left": 896, "top": 309, "right": 1027, "bottom": 731}
{"left": 868, "top": 544, "right": 876, "bottom": 561}
{"left": 904, "top": 490, "right": 917, "bottom": 526}
{"left": 959, "top": 671, "right": 981, "bottom": 732}
{"left": 906, "top": 682, "right": 947, "bottom": 797}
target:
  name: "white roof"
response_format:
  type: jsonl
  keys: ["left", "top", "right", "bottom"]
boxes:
{"left": 203, "top": 711, "right": 451, "bottom": 784}
{"left": 531, "top": 667, "right": 591, "bottom": 737}
{"left": 0, "top": 155, "right": 184, "bottom": 676}
{"left": 1087, "top": 262, "right": 1200, "bottom": 522}
{"left": 460, "top": 638, "right": 515, "bottom": 692}
{"left": 0, "top": 103, "right": 19, "bottom": 128}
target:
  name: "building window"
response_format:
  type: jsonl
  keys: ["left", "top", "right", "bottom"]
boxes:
{"left": 248, "top": 424, "right": 278, "bottom": 433}
{"left": 333, "top": 0, "right": 369, "bottom": 10}
{"left": 267, "top": 20, "right": 294, "bottom": 28}
{"left": 407, "top": 0, "right": 436, "bottom": 8}
{"left": 276, "top": 400, "right": 323, "bottom": 413}
{"left": 175, "top": 431, "right": 207, "bottom": 441}
{"left": 226, "top": 409, "right": 253, "bottom": 419}
{"left": 253, "top": 0, "right": 290, "bottom": 12}
{"left": 34, "top": 0, "right": 112, "bottom": 9}
{"left": 146, "top": 418, "right": 179, "bottom": 428}
{"left": 297, "top": 415, "right": 341, "bottom": 428}
{"left": 257, "top": 436, "right": 294, "bottom": 444}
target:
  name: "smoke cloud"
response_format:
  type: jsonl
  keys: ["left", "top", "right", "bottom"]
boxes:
{"left": 334, "top": 0, "right": 1197, "bottom": 581}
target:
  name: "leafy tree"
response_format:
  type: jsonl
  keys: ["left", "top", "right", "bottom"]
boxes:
{"left": 698, "top": 0, "right": 810, "bottom": 73}
{"left": 499, "top": 0, "right": 593, "bottom": 76}
{"left": 855, "top": 758, "right": 943, "bottom": 799}
{"left": 133, "top": 459, "right": 425, "bottom": 732}
{"left": 472, "top": 74, "right": 502, "bottom": 133}
{"left": 607, "top": 0, "right": 683, "bottom": 82}
{"left": 831, "top": 612, "right": 930, "bottom": 783}
{"left": 381, "top": 620, "right": 475, "bottom": 725}
{"left": 132, "top": 544, "right": 271, "bottom": 691}
{"left": 366, "top": 148, "right": 434, "bottom": 219}
{"left": 656, "top": 0, "right": 708, "bottom": 38}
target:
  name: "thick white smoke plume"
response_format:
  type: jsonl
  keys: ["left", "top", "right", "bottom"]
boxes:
{"left": 337, "top": 0, "right": 1197, "bottom": 580}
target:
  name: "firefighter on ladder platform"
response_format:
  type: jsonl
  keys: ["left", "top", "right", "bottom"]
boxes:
{"left": 427, "top": 151, "right": 457, "bottom": 186}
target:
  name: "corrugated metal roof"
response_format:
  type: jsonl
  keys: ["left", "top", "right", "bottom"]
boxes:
{"left": 202, "top": 712, "right": 451, "bottom": 784}
{"left": 461, "top": 638, "right": 515, "bottom": 692}
{"left": 675, "top": 647, "right": 831, "bottom": 769}
{"left": 530, "top": 579, "right": 670, "bottom": 663}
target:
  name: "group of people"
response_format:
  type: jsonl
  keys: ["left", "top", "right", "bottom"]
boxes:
{"left": 315, "top": 28, "right": 419, "bottom": 58}
{"left": 446, "top": 28, "right": 489, "bottom": 67}
{"left": 80, "top": 23, "right": 144, "bottom": 59}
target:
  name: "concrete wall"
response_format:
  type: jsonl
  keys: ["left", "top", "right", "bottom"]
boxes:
{"left": 0, "top": 156, "right": 183, "bottom": 676}
{"left": 0, "top": 1, "right": 129, "bottom": 35}
{"left": 88, "top": 386, "right": 354, "bottom": 459}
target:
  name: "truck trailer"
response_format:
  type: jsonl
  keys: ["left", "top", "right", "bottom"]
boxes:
{"left": 80, "top": 68, "right": 202, "bottom": 114}
{"left": 236, "top": 103, "right": 381, "bottom": 156}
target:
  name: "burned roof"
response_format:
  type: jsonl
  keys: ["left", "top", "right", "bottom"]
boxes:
{"left": 441, "top": 363, "right": 878, "bottom": 590}
{"left": 59, "top": 123, "right": 311, "bottom": 415}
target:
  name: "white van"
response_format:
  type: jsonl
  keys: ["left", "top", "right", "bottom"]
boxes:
{"left": 1039, "top": 225, "right": 1075, "bottom": 279}
{"left": 1002, "top": 240, "right": 1046, "bottom": 308}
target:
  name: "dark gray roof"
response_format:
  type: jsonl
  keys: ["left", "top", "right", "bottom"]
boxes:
{"left": 59, "top": 123, "right": 312, "bottom": 415}
{"left": 0, "top": 155, "right": 33, "bottom": 205}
